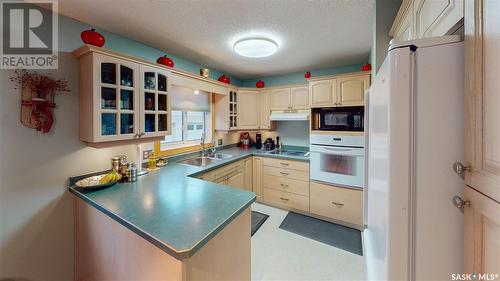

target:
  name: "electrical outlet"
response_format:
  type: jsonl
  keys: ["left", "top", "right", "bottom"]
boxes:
{"left": 218, "top": 139, "right": 223, "bottom": 146}
{"left": 143, "top": 150, "right": 152, "bottom": 160}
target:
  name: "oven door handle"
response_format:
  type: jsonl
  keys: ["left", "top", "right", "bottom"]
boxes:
{"left": 310, "top": 145, "right": 364, "bottom": 156}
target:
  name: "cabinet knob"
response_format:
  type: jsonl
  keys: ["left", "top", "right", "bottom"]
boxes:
{"left": 453, "top": 162, "right": 470, "bottom": 175}
{"left": 280, "top": 172, "right": 289, "bottom": 176}
{"left": 279, "top": 197, "right": 290, "bottom": 202}
{"left": 452, "top": 196, "right": 471, "bottom": 210}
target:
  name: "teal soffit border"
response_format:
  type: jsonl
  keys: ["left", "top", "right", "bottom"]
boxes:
{"left": 57, "top": 13, "right": 367, "bottom": 88}
{"left": 57, "top": 13, "right": 243, "bottom": 86}
{"left": 240, "top": 63, "right": 366, "bottom": 88}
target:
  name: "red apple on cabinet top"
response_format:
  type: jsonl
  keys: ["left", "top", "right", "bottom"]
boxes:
{"left": 156, "top": 55, "right": 174, "bottom": 68}
{"left": 81, "top": 28, "right": 105, "bottom": 47}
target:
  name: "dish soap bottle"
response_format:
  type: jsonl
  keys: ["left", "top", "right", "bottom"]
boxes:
{"left": 148, "top": 152, "right": 157, "bottom": 170}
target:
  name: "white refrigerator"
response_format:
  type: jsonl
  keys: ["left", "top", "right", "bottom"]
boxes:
{"left": 364, "top": 36, "right": 465, "bottom": 281}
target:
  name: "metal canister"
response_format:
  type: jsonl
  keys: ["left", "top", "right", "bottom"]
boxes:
{"left": 119, "top": 156, "right": 128, "bottom": 176}
{"left": 111, "top": 156, "right": 121, "bottom": 171}
{"left": 126, "top": 163, "right": 138, "bottom": 182}
{"left": 200, "top": 68, "right": 210, "bottom": 78}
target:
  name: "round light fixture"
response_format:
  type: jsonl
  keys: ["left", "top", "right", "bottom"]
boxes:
{"left": 233, "top": 37, "right": 278, "bottom": 58}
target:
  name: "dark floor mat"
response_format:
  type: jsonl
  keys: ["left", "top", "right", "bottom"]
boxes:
{"left": 279, "top": 212, "right": 362, "bottom": 255}
{"left": 251, "top": 211, "right": 269, "bottom": 236}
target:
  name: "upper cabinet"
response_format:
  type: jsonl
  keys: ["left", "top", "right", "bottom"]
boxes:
{"left": 238, "top": 90, "right": 260, "bottom": 129}
{"left": 139, "top": 65, "right": 171, "bottom": 138}
{"left": 270, "top": 86, "right": 309, "bottom": 110}
{"left": 270, "top": 88, "right": 291, "bottom": 110}
{"left": 336, "top": 75, "right": 370, "bottom": 107}
{"left": 309, "top": 79, "right": 336, "bottom": 107}
{"left": 260, "top": 90, "right": 271, "bottom": 130}
{"left": 390, "top": 0, "right": 464, "bottom": 41}
{"left": 290, "top": 86, "right": 309, "bottom": 109}
{"left": 76, "top": 50, "right": 172, "bottom": 144}
{"left": 309, "top": 73, "right": 370, "bottom": 108}
{"left": 214, "top": 89, "right": 235, "bottom": 132}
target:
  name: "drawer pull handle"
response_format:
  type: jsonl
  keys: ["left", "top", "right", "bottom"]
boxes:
{"left": 280, "top": 162, "right": 289, "bottom": 166}
{"left": 280, "top": 172, "right": 289, "bottom": 176}
{"left": 279, "top": 197, "right": 290, "bottom": 202}
{"left": 280, "top": 183, "right": 289, "bottom": 188}
{"left": 331, "top": 202, "right": 344, "bottom": 207}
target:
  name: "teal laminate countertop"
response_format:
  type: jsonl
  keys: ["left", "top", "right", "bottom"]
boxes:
{"left": 69, "top": 146, "right": 309, "bottom": 260}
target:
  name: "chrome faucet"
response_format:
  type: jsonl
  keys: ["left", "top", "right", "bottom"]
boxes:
{"left": 200, "top": 133, "right": 206, "bottom": 157}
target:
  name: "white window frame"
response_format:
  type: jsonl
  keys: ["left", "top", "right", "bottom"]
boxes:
{"left": 160, "top": 110, "right": 212, "bottom": 150}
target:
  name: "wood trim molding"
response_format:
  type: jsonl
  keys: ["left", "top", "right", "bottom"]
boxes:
{"left": 389, "top": 0, "right": 414, "bottom": 37}
{"left": 73, "top": 44, "right": 230, "bottom": 89}
{"left": 307, "top": 71, "right": 370, "bottom": 82}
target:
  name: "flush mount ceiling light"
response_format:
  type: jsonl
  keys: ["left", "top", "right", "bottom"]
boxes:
{"left": 233, "top": 37, "right": 278, "bottom": 58}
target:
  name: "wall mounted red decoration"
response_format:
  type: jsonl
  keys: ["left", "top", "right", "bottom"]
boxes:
{"left": 156, "top": 55, "right": 174, "bottom": 67}
{"left": 81, "top": 28, "right": 105, "bottom": 47}
{"left": 304, "top": 71, "right": 312, "bottom": 79}
{"left": 218, "top": 75, "right": 231, "bottom": 84}
{"left": 10, "top": 70, "right": 70, "bottom": 134}
{"left": 256, "top": 80, "right": 265, "bottom": 88}
{"left": 361, "top": 63, "right": 372, "bottom": 71}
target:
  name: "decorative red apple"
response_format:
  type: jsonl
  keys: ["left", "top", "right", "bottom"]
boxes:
{"left": 256, "top": 80, "right": 265, "bottom": 88}
{"left": 218, "top": 75, "right": 231, "bottom": 84}
{"left": 361, "top": 63, "right": 372, "bottom": 71}
{"left": 156, "top": 55, "right": 174, "bottom": 67}
{"left": 81, "top": 28, "right": 105, "bottom": 47}
{"left": 304, "top": 71, "right": 311, "bottom": 79}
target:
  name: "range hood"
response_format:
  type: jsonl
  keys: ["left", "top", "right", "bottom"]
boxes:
{"left": 270, "top": 110, "right": 310, "bottom": 121}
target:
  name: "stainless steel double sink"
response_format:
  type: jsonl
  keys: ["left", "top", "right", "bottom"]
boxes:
{"left": 180, "top": 153, "right": 233, "bottom": 167}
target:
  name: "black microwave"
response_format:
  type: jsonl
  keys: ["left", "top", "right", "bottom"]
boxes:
{"left": 317, "top": 106, "right": 364, "bottom": 131}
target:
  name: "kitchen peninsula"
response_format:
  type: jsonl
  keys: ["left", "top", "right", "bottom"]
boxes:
{"left": 69, "top": 146, "right": 310, "bottom": 281}
{"left": 70, "top": 152, "right": 258, "bottom": 280}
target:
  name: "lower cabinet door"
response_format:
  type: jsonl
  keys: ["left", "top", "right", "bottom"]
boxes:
{"left": 464, "top": 186, "right": 500, "bottom": 274}
{"left": 310, "top": 182, "right": 363, "bottom": 225}
{"left": 226, "top": 171, "right": 245, "bottom": 189}
{"left": 263, "top": 188, "right": 309, "bottom": 212}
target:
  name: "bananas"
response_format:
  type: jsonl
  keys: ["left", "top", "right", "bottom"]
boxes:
{"left": 99, "top": 170, "right": 120, "bottom": 184}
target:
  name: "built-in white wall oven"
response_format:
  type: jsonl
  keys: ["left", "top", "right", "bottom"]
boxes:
{"left": 310, "top": 134, "right": 365, "bottom": 188}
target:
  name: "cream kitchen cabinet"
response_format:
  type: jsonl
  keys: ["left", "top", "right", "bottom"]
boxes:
{"left": 238, "top": 90, "right": 260, "bottom": 130}
{"left": 75, "top": 49, "right": 171, "bottom": 144}
{"left": 390, "top": 0, "right": 464, "bottom": 41}
{"left": 270, "top": 88, "right": 291, "bottom": 110}
{"left": 290, "top": 86, "right": 309, "bottom": 109}
{"left": 259, "top": 90, "right": 271, "bottom": 130}
{"left": 310, "top": 181, "right": 363, "bottom": 226}
{"left": 309, "top": 79, "right": 336, "bottom": 107}
{"left": 199, "top": 159, "right": 246, "bottom": 190}
{"left": 309, "top": 73, "right": 370, "bottom": 108}
{"left": 262, "top": 157, "right": 310, "bottom": 212}
{"left": 270, "top": 86, "right": 309, "bottom": 110}
{"left": 214, "top": 89, "right": 238, "bottom": 132}
{"left": 252, "top": 157, "right": 263, "bottom": 201}
{"left": 336, "top": 75, "right": 370, "bottom": 107}
{"left": 226, "top": 170, "right": 245, "bottom": 189}
{"left": 244, "top": 157, "right": 253, "bottom": 192}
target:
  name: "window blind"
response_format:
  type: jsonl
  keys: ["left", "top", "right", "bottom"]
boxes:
{"left": 170, "top": 85, "right": 210, "bottom": 112}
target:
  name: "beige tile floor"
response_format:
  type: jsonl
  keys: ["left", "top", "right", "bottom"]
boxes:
{"left": 251, "top": 202, "right": 366, "bottom": 281}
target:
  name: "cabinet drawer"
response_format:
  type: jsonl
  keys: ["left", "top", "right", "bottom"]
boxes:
{"left": 263, "top": 166, "right": 309, "bottom": 181}
{"left": 263, "top": 175, "right": 309, "bottom": 196}
{"left": 262, "top": 157, "right": 309, "bottom": 171}
{"left": 263, "top": 188, "right": 309, "bottom": 212}
{"left": 310, "top": 182, "right": 363, "bottom": 225}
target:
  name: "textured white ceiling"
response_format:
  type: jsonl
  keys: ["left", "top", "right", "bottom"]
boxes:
{"left": 56, "top": 0, "right": 374, "bottom": 79}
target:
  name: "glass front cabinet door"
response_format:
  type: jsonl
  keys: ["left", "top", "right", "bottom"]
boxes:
{"left": 94, "top": 54, "right": 140, "bottom": 142}
{"left": 139, "top": 65, "right": 171, "bottom": 138}
{"left": 77, "top": 50, "right": 172, "bottom": 144}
